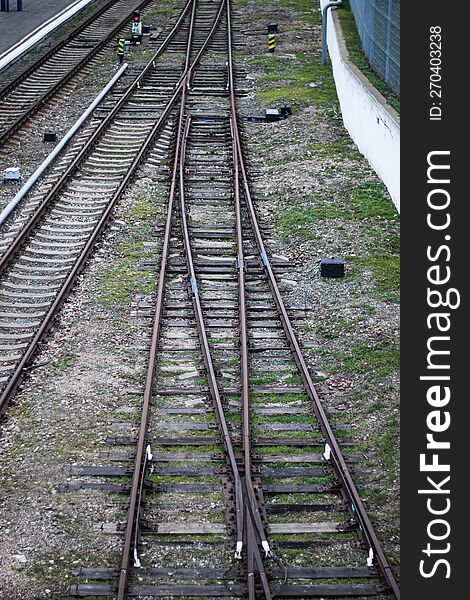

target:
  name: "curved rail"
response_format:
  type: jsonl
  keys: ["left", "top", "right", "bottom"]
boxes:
{"left": 3, "top": 0, "right": 401, "bottom": 596}
{"left": 225, "top": 0, "right": 400, "bottom": 596}
{"left": 230, "top": 120, "right": 273, "bottom": 599}
{"left": 114, "top": 2, "right": 233, "bottom": 597}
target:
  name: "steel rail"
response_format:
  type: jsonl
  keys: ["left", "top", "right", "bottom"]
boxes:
{"left": 235, "top": 133, "right": 400, "bottom": 600}
{"left": 115, "top": 1, "right": 198, "bottom": 595}
{"left": 0, "top": 0, "right": 229, "bottom": 419}
{"left": 180, "top": 109, "right": 271, "bottom": 600}
{"left": 180, "top": 115, "right": 273, "bottom": 598}
{"left": 0, "top": 0, "right": 154, "bottom": 148}
{"left": 174, "top": 5, "right": 274, "bottom": 596}
{"left": 231, "top": 130, "right": 272, "bottom": 600}
{"left": 179, "top": 114, "right": 245, "bottom": 559}
{"left": 231, "top": 117, "right": 272, "bottom": 600}
{"left": 0, "top": 0, "right": 120, "bottom": 100}
{"left": 225, "top": 1, "right": 399, "bottom": 594}
{"left": 0, "top": 0, "right": 196, "bottom": 416}
{"left": 228, "top": 4, "right": 268, "bottom": 553}
{"left": 0, "top": 0, "right": 228, "bottom": 273}
{"left": 115, "top": 2, "right": 233, "bottom": 597}
{"left": 225, "top": 4, "right": 272, "bottom": 594}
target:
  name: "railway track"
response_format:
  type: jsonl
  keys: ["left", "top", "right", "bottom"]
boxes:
{"left": 0, "top": 0, "right": 220, "bottom": 412}
{"left": 41, "top": 0, "right": 400, "bottom": 598}
{"left": 0, "top": 0, "right": 154, "bottom": 149}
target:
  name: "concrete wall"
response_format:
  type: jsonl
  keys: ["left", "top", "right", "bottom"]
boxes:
{"left": 321, "top": 1, "right": 400, "bottom": 211}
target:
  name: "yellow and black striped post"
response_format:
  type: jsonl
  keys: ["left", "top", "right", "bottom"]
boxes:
{"left": 268, "top": 34, "right": 275, "bottom": 53}
{"left": 117, "top": 38, "right": 125, "bottom": 63}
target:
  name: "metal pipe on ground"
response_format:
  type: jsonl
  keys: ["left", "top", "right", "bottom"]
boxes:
{"left": 321, "top": 1, "right": 343, "bottom": 64}
{"left": 0, "top": 62, "right": 128, "bottom": 227}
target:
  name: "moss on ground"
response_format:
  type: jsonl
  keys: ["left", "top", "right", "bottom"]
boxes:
{"left": 94, "top": 193, "right": 160, "bottom": 306}
{"left": 253, "top": 54, "right": 338, "bottom": 109}
{"left": 287, "top": 0, "right": 322, "bottom": 26}
{"left": 349, "top": 253, "right": 400, "bottom": 302}
{"left": 275, "top": 181, "right": 397, "bottom": 238}
{"left": 314, "top": 336, "right": 399, "bottom": 379}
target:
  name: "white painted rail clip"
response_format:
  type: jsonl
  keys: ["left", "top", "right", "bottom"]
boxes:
{"left": 367, "top": 547, "right": 374, "bottom": 567}
{"left": 262, "top": 540, "right": 272, "bottom": 557}
{"left": 235, "top": 541, "right": 243, "bottom": 559}
{"left": 323, "top": 443, "right": 331, "bottom": 461}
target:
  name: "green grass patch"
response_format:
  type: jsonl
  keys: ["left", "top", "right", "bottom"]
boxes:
{"left": 349, "top": 182, "right": 397, "bottom": 219}
{"left": 287, "top": 0, "right": 322, "bottom": 26}
{"left": 95, "top": 233, "right": 156, "bottom": 306}
{"left": 54, "top": 353, "right": 78, "bottom": 370}
{"left": 124, "top": 193, "right": 158, "bottom": 222}
{"left": 252, "top": 392, "right": 307, "bottom": 404}
{"left": 334, "top": 338, "right": 399, "bottom": 377}
{"left": 316, "top": 316, "right": 359, "bottom": 340}
{"left": 350, "top": 253, "right": 400, "bottom": 302}
{"left": 365, "top": 400, "right": 386, "bottom": 414}
{"left": 251, "top": 373, "right": 282, "bottom": 385}
{"left": 357, "top": 302, "right": 376, "bottom": 316}
{"left": 275, "top": 181, "right": 397, "bottom": 240}
{"left": 252, "top": 413, "right": 315, "bottom": 425}
{"left": 306, "top": 137, "right": 363, "bottom": 161}
{"left": 252, "top": 54, "right": 338, "bottom": 109}
{"left": 376, "top": 413, "right": 399, "bottom": 470}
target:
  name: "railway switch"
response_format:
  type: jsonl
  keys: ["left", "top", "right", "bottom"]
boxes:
{"left": 321, "top": 257, "right": 345, "bottom": 278}
{"left": 3, "top": 167, "right": 22, "bottom": 182}
{"left": 131, "top": 11, "right": 143, "bottom": 44}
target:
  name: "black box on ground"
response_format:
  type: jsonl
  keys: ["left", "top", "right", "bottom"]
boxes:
{"left": 265, "top": 108, "right": 281, "bottom": 121}
{"left": 321, "top": 257, "right": 345, "bottom": 278}
{"left": 43, "top": 129, "right": 57, "bottom": 142}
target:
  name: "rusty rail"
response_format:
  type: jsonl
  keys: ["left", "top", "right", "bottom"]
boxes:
{"left": 231, "top": 110, "right": 272, "bottom": 599}
{"left": 176, "top": 1, "right": 276, "bottom": 587}
{"left": 225, "top": 0, "right": 400, "bottom": 596}
{"left": 115, "top": 1, "right": 235, "bottom": 597}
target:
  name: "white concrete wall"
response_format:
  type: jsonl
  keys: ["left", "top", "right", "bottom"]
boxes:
{"left": 321, "top": 1, "right": 400, "bottom": 211}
